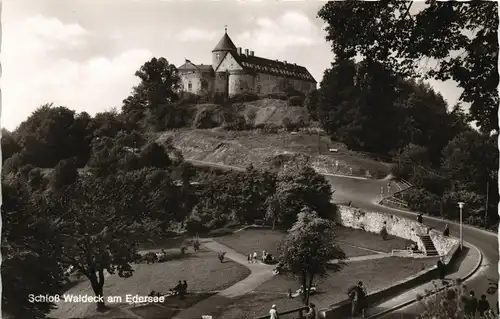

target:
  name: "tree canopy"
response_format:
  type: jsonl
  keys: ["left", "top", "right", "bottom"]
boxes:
{"left": 278, "top": 208, "right": 346, "bottom": 305}
{"left": 318, "top": 1, "right": 498, "bottom": 133}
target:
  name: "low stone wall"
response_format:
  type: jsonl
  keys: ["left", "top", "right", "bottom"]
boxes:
{"left": 319, "top": 265, "right": 438, "bottom": 318}
{"left": 335, "top": 205, "right": 459, "bottom": 258}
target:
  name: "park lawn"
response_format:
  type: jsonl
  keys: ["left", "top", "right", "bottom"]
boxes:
{"left": 49, "top": 248, "right": 251, "bottom": 319}
{"left": 215, "top": 257, "right": 439, "bottom": 319}
{"left": 214, "top": 227, "right": 408, "bottom": 260}
{"left": 334, "top": 226, "right": 410, "bottom": 253}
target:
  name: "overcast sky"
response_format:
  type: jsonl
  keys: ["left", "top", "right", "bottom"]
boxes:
{"left": 1, "top": 0, "right": 464, "bottom": 131}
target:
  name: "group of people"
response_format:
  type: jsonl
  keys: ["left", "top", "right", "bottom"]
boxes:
{"left": 268, "top": 303, "right": 317, "bottom": 319}
{"left": 349, "top": 281, "right": 368, "bottom": 318}
{"left": 462, "top": 288, "right": 498, "bottom": 318}
{"left": 248, "top": 250, "right": 273, "bottom": 264}
{"left": 418, "top": 212, "right": 451, "bottom": 237}
{"left": 170, "top": 280, "right": 188, "bottom": 299}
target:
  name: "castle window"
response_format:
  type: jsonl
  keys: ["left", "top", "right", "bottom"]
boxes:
{"left": 216, "top": 53, "right": 220, "bottom": 60}
{"left": 256, "top": 75, "right": 260, "bottom": 82}
{"left": 188, "top": 82, "right": 192, "bottom": 90}
{"left": 257, "top": 85, "right": 261, "bottom": 93}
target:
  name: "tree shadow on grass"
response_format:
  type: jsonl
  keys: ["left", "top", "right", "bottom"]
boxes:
{"left": 129, "top": 292, "right": 217, "bottom": 319}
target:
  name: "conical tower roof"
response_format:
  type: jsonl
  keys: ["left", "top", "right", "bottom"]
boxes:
{"left": 212, "top": 29, "right": 237, "bottom": 52}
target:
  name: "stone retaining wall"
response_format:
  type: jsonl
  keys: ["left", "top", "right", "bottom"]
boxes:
{"left": 335, "top": 205, "right": 459, "bottom": 257}
{"left": 318, "top": 205, "right": 460, "bottom": 319}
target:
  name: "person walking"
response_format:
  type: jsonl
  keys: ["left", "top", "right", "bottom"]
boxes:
{"left": 467, "top": 291, "right": 478, "bottom": 318}
{"left": 443, "top": 224, "right": 450, "bottom": 237}
{"left": 357, "top": 281, "right": 368, "bottom": 318}
{"left": 253, "top": 251, "right": 258, "bottom": 263}
{"left": 306, "top": 302, "right": 316, "bottom": 319}
{"left": 269, "top": 304, "right": 279, "bottom": 319}
{"left": 417, "top": 213, "right": 423, "bottom": 224}
{"left": 348, "top": 286, "right": 359, "bottom": 318}
{"left": 478, "top": 294, "right": 490, "bottom": 318}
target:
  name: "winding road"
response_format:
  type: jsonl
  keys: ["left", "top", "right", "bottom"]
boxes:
{"left": 324, "top": 174, "right": 499, "bottom": 317}
{"left": 187, "top": 159, "right": 499, "bottom": 317}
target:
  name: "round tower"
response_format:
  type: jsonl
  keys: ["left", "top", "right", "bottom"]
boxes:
{"left": 212, "top": 26, "right": 237, "bottom": 70}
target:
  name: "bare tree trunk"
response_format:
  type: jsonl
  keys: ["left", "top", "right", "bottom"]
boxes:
{"left": 306, "top": 273, "right": 315, "bottom": 306}
{"left": 301, "top": 272, "right": 308, "bottom": 305}
{"left": 272, "top": 217, "right": 276, "bottom": 231}
{"left": 89, "top": 269, "right": 106, "bottom": 311}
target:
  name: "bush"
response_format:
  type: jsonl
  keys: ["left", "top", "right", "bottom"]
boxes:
{"left": 217, "top": 251, "right": 226, "bottom": 263}
{"left": 193, "top": 108, "right": 220, "bottom": 129}
{"left": 403, "top": 188, "right": 441, "bottom": 216}
{"left": 266, "top": 93, "right": 288, "bottom": 101}
{"left": 230, "top": 92, "right": 259, "bottom": 103}
{"left": 380, "top": 226, "right": 388, "bottom": 240}
{"left": 416, "top": 281, "right": 479, "bottom": 319}
{"left": 184, "top": 215, "right": 206, "bottom": 235}
{"left": 178, "top": 92, "right": 201, "bottom": 105}
{"left": 207, "top": 228, "right": 234, "bottom": 237}
{"left": 180, "top": 245, "right": 188, "bottom": 255}
{"left": 223, "top": 115, "right": 250, "bottom": 131}
{"left": 246, "top": 108, "right": 257, "bottom": 124}
{"left": 192, "top": 238, "right": 201, "bottom": 252}
{"left": 288, "top": 95, "right": 304, "bottom": 107}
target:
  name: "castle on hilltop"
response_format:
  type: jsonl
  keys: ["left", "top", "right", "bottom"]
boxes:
{"left": 178, "top": 28, "right": 317, "bottom": 97}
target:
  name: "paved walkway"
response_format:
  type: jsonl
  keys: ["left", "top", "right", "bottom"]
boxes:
{"left": 173, "top": 239, "right": 275, "bottom": 319}
{"left": 365, "top": 243, "right": 482, "bottom": 318}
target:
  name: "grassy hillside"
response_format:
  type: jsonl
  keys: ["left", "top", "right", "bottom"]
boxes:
{"left": 155, "top": 129, "right": 393, "bottom": 178}
{"left": 34, "top": 99, "right": 392, "bottom": 180}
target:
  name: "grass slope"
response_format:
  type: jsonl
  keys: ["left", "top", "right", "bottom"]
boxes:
{"left": 50, "top": 247, "right": 250, "bottom": 319}
{"left": 214, "top": 227, "right": 409, "bottom": 261}
{"left": 216, "top": 257, "right": 438, "bottom": 319}
{"left": 155, "top": 129, "right": 392, "bottom": 178}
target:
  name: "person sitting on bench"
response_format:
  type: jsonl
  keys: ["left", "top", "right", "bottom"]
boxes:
{"left": 170, "top": 281, "right": 182, "bottom": 295}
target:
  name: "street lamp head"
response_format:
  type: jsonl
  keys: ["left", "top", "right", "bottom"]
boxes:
{"left": 458, "top": 202, "right": 465, "bottom": 209}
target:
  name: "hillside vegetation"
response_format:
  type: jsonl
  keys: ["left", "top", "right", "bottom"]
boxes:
{"left": 155, "top": 129, "right": 392, "bottom": 178}
{"left": 189, "top": 98, "right": 310, "bottom": 129}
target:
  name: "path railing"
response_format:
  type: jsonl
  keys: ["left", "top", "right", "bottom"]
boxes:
{"left": 255, "top": 306, "right": 309, "bottom": 319}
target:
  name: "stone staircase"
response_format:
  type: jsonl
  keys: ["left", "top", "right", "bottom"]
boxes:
{"left": 419, "top": 235, "right": 439, "bottom": 256}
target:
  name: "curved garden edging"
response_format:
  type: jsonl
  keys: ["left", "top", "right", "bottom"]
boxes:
{"left": 362, "top": 241, "right": 483, "bottom": 319}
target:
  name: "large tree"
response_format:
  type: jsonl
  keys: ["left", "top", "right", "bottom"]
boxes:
{"left": 271, "top": 165, "right": 335, "bottom": 228}
{"left": 278, "top": 208, "right": 346, "bottom": 305}
{"left": 1, "top": 179, "right": 65, "bottom": 319}
{"left": 317, "top": 59, "right": 405, "bottom": 154}
{"left": 122, "top": 57, "right": 181, "bottom": 129}
{"left": 1, "top": 129, "right": 21, "bottom": 163}
{"left": 235, "top": 165, "right": 277, "bottom": 224}
{"left": 45, "top": 172, "right": 160, "bottom": 311}
{"left": 13, "top": 104, "right": 93, "bottom": 167}
{"left": 440, "top": 131, "right": 498, "bottom": 224}
{"left": 318, "top": 1, "right": 498, "bottom": 133}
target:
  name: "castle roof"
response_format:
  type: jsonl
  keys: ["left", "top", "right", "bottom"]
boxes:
{"left": 178, "top": 59, "right": 214, "bottom": 72}
{"left": 212, "top": 32, "right": 237, "bottom": 52}
{"left": 217, "top": 51, "right": 316, "bottom": 83}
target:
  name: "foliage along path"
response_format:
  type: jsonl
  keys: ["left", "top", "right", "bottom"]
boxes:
{"left": 173, "top": 238, "right": 275, "bottom": 318}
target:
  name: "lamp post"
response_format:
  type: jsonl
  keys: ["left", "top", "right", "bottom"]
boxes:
{"left": 458, "top": 202, "right": 464, "bottom": 250}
